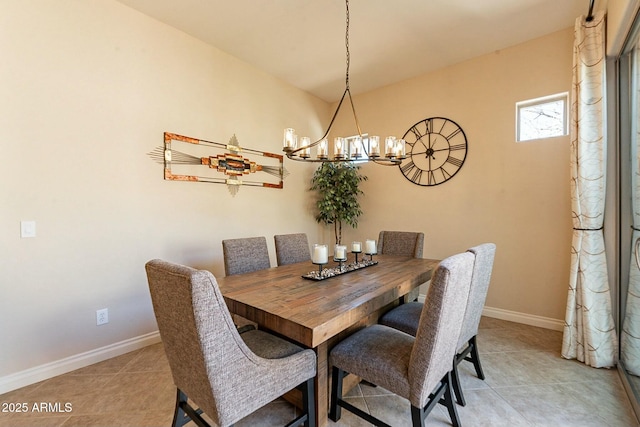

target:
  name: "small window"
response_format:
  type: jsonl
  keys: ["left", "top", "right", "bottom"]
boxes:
{"left": 516, "top": 93, "right": 569, "bottom": 142}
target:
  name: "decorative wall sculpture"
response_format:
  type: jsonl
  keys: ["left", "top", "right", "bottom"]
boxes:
{"left": 149, "top": 132, "right": 287, "bottom": 196}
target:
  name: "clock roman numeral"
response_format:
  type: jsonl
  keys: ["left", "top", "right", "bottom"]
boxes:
{"left": 446, "top": 156, "right": 463, "bottom": 168}
{"left": 445, "top": 127, "right": 462, "bottom": 140}
{"left": 439, "top": 167, "right": 452, "bottom": 180}
{"left": 450, "top": 143, "right": 466, "bottom": 151}
{"left": 411, "top": 167, "right": 423, "bottom": 183}
{"left": 425, "top": 118, "right": 433, "bottom": 135}
{"left": 428, "top": 170, "right": 436, "bottom": 185}
{"left": 400, "top": 160, "right": 416, "bottom": 175}
{"left": 409, "top": 126, "right": 422, "bottom": 140}
{"left": 400, "top": 160, "right": 428, "bottom": 185}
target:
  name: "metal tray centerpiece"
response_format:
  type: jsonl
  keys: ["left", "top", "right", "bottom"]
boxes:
{"left": 302, "top": 258, "right": 378, "bottom": 281}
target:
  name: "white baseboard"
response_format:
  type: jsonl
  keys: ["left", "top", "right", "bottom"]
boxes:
{"left": 0, "top": 331, "right": 161, "bottom": 395}
{"left": 415, "top": 295, "right": 563, "bottom": 332}
{"left": 0, "top": 305, "right": 564, "bottom": 395}
{"left": 481, "top": 306, "right": 564, "bottom": 331}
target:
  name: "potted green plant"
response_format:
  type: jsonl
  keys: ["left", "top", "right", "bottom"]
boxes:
{"left": 310, "top": 162, "right": 368, "bottom": 245}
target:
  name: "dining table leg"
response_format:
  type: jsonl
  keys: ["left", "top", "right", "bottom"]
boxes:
{"left": 315, "top": 341, "right": 329, "bottom": 427}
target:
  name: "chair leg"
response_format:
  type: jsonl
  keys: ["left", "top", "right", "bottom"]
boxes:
{"left": 330, "top": 367, "right": 393, "bottom": 427}
{"left": 410, "top": 405, "right": 426, "bottom": 427}
{"left": 450, "top": 358, "right": 466, "bottom": 407}
{"left": 172, "top": 389, "right": 189, "bottom": 427}
{"left": 413, "top": 372, "right": 455, "bottom": 427}
{"left": 468, "top": 335, "right": 485, "bottom": 380}
{"left": 172, "top": 389, "right": 210, "bottom": 427}
{"left": 285, "top": 378, "right": 316, "bottom": 427}
{"left": 303, "top": 378, "right": 316, "bottom": 427}
{"left": 442, "top": 372, "right": 462, "bottom": 427}
{"left": 329, "top": 367, "right": 344, "bottom": 422}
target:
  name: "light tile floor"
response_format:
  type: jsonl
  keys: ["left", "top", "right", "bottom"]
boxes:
{"left": 0, "top": 317, "right": 638, "bottom": 427}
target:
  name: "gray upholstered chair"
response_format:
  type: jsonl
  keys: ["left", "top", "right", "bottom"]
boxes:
{"left": 222, "top": 236, "right": 271, "bottom": 276}
{"left": 274, "top": 233, "right": 311, "bottom": 266}
{"left": 145, "top": 259, "right": 316, "bottom": 427}
{"left": 329, "top": 252, "right": 475, "bottom": 427}
{"left": 379, "top": 243, "right": 496, "bottom": 407}
{"left": 377, "top": 230, "right": 424, "bottom": 258}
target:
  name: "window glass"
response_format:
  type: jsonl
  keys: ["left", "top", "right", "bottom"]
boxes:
{"left": 516, "top": 93, "right": 569, "bottom": 141}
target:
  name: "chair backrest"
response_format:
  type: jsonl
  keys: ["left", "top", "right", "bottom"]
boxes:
{"left": 457, "top": 243, "right": 496, "bottom": 348}
{"left": 378, "top": 231, "right": 424, "bottom": 258}
{"left": 146, "top": 259, "right": 283, "bottom": 426}
{"left": 408, "top": 251, "right": 474, "bottom": 409}
{"left": 222, "top": 236, "right": 270, "bottom": 276}
{"left": 274, "top": 233, "right": 311, "bottom": 266}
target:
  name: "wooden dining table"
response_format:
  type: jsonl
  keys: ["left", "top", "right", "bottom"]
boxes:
{"left": 216, "top": 254, "right": 439, "bottom": 427}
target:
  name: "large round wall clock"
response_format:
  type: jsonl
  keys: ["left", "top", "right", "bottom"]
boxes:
{"left": 399, "top": 117, "right": 468, "bottom": 186}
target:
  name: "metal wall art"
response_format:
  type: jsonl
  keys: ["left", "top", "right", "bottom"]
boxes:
{"left": 149, "top": 132, "right": 287, "bottom": 196}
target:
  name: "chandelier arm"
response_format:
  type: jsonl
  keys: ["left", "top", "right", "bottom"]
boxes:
{"left": 316, "top": 87, "right": 349, "bottom": 144}
{"left": 346, "top": 88, "right": 363, "bottom": 137}
{"left": 288, "top": 87, "right": 349, "bottom": 157}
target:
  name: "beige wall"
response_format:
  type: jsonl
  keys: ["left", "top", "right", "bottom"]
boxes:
{"left": 332, "top": 28, "right": 575, "bottom": 322}
{"left": 0, "top": 0, "right": 325, "bottom": 381}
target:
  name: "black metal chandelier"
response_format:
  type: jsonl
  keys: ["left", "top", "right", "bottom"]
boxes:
{"left": 282, "top": 0, "right": 406, "bottom": 165}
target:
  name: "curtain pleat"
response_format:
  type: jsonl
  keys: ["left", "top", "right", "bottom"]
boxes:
{"left": 562, "top": 11, "right": 618, "bottom": 368}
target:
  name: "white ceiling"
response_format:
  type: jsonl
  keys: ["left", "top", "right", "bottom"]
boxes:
{"left": 116, "top": 0, "right": 597, "bottom": 102}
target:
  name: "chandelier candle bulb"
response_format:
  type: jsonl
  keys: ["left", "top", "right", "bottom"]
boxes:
{"left": 385, "top": 136, "right": 396, "bottom": 157}
{"left": 318, "top": 138, "right": 329, "bottom": 159}
{"left": 365, "top": 239, "right": 377, "bottom": 254}
{"left": 395, "top": 139, "right": 406, "bottom": 158}
{"left": 350, "top": 136, "right": 362, "bottom": 158}
{"left": 312, "top": 244, "right": 328, "bottom": 264}
{"left": 369, "top": 136, "right": 380, "bottom": 157}
{"left": 334, "top": 137, "right": 345, "bottom": 159}
{"left": 299, "top": 136, "right": 311, "bottom": 158}
{"left": 283, "top": 128, "right": 296, "bottom": 150}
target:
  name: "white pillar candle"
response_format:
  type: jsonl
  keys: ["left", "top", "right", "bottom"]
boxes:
{"left": 365, "top": 239, "right": 377, "bottom": 254}
{"left": 335, "top": 245, "right": 347, "bottom": 260}
{"left": 312, "top": 244, "right": 328, "bottom": 264}
{"left": 352, "top": 241, "right": 361, "bottom": 252}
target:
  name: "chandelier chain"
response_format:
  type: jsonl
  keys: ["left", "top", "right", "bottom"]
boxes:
{"left": 345, "top": 0, "right": 350, "bottom": 89}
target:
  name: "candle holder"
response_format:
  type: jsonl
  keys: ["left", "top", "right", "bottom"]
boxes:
{"left": 334, "top": 244, "right": 347, "bottom": 271}
{"left": 313, "top": 261, "right": 327, "bottom": 276}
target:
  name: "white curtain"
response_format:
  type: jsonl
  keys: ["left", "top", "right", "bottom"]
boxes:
{"left": 562, "top": 11, "right": 618, "bottom": 368}
{"left": 621, "top": 42, "right": 640, "bottom": 375}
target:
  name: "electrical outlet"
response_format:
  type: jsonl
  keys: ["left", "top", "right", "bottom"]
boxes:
{"left": 96, "top": 308, "right": 109, "bottom": 326}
